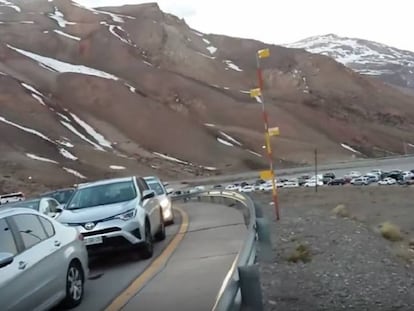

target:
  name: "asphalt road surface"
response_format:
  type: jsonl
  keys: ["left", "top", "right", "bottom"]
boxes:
{"left": 67, "top": 213, "right": 182, "bottom": 311}
{"left": 67, "top": 202, "right": 245, "bottom": 311}
{"left": 122, "top": 202, "right": 246, "bottom": 311}
{"left": 170, "top": 155, "right": 414, "bottom": 188}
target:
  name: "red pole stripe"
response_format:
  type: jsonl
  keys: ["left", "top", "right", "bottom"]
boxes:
{"left": 257, "top": 68, "right": 264, "bottom": 90}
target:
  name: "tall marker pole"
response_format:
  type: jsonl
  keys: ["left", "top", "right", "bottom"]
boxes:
{"left": 250, "top": 48, "right": 280, "bottom": 221}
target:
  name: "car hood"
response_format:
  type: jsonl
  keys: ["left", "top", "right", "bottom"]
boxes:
{"left": 57, "top": 199, "right": 138, "bottom": 224}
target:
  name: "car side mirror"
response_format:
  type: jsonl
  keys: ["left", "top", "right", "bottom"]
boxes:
{"left": 166, "top": 188, "right": 173, "bottom": 195}
{"left": 0, "top": 252, "right": 14, "bottom": 268}
{"left": 142, "top": 190, "right": 155, "bottom": 201}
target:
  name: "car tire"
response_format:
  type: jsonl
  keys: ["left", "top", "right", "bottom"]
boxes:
{"left": 62, "top": 261, "right": 84, "bottom": 309}
{"left": 155, "top": 210, "right": 166, "bottom": 241}
{"left": 141, "top": 223, "right": 154, "bottom": 259}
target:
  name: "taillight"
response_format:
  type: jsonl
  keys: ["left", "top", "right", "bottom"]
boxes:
{"left": 78, "top": 233, "right": 84, "bottom": 241}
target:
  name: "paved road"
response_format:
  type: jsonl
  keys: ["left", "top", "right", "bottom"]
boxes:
{"left": 170, "top": 156, "right": 414, "bottom": 189}
{"left": 67, "top": 214, "right": 181, "bottom": 311}
{"left": 122, "top": 202, "right": 246, "bottom": 311}
{"left": 169, "top": 155, "right": 414, "bottom": 188}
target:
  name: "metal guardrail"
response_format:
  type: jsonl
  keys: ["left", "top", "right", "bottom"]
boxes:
{"left": 171, "top": 190, "right": 272, "bottom": 311}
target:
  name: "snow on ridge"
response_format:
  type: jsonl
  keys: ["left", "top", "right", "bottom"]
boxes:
{"left": 56, "top": 139, "right": 74, "bottom": 148}
{"left": 31, "top": 94, "right": 46, "bottom": 106}
{"left": 143, "top": 60, "right": 153, "bottom": 67}
{"left": 191, "top": 30, "right": 204, "bottom": 37}
{"left": 341, "top": 143, "right": 361, "bottom": 154}
{"left": 0, "top": 0, "right": 20, "bottom": 12}
{"left": 153, "top": 152, "right": 189, "bottom": 165}
{"left": 59, "top": 148, "right": 77, "bottom": 160}
{"left": 202, "top": 38, "right": 211, "bottom": 45}
{"left": 0, "top": 116, "right": 53, "bottom": 143}
{"left": 204, "top": 123, "right": 215, "bottom": 127}
{"left": 108, "top": 24, "right": 134, "bottom": 46}
{"left": 53, "top": 29, "right": 81, "bottom": 41}
{"left": 48, "top": 7, "right": 76, "bottom": 28}
{"left": 109, "top": 165, "right": 125, "bottom": 170}
{"left": 8, "top": 44, "right": 119, "bottom": 80}
{"left": 201, "top": 166, "right": 217, "bottom": 171}
{"left": 60, "top": 121, "right": 104, "bottom": 151}
{"left": 57, "top": 112, "right": 71, "bottom": 122}
{"left": 197, "top": 52, "right": 216, "bottom": 60}
{"left": 72, "top": 1, "right": 135, "bottom": 22}
{"left": 26, "top": 153, "right": 58, "bottom": 164}
{"left": 247, "top": 150, "right": 262, "bottom": 158}
{"left": 21, "top": 82, "right": 43, "bottom": 96}
{"left": 206, "top": 46, "right": 217, "bottom": 54}
{"left": 63, "top": 167, "right": 86, "bottom": 179}
{"left": 223, "top": 60, "right": 243, "bottom": 72}
{"left": 217, "top": 137, "right": 233, "bottom": 147}
{"left": 219, "top": 131, "right": 242, "bottom": 146}
{"left": 69, "top": 113, "right": 112, "bottom": 149}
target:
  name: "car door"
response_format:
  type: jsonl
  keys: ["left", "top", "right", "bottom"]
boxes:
{"left": 136, "top": 177, "right": 160, "bottom": 235}
{"left": 3, "top": 214, "right": 62, "bottom": 311}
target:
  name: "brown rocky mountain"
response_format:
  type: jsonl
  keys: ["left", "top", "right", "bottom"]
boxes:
{"left": 1, "top": 0, "right": 414, "bottom": 194}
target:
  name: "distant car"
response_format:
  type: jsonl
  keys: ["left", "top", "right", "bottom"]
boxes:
{"left": 57, "top": 176, "right": 165, "bottom": 259}
{"left": 213, "top": 184, "right": 223, "bottom": 189}
{"left": 378, "top": 177, "right": 397, "bottom": 185}
{"left": 144, "top": 176, "right": 174, "bottom": 225}
{"left": 1, "top": 197, "right": 61, "bottom": 218}
{"left": 351, "top": 177, "right": 370, "bottom": 185}
{"left": 38, "top": 188, "right": 75, "bottom": 205}
{"left": 370, "top": 169, "right": 383, "bottom": 176}
{"left": 328, "top": 178, "right": 346, "bottom": 186}
{"left": 283, "top": 181, "right": 299, "bottom": 188}
{"left": 364, "top": 174, "right": 379, "bottom": 183}
{"left": 348, "top": 171, "right": 362, "bottom": 178}
{"left": 0, "top": 207, "right": 88, "bottom": 310}
{"left": 240, "top": 185, "right": 255, "bottom": 193}
{"left": 323, "top": 172, "right": 336, "bottom": 180}
{"left": 304, "top": 180, "right": 323, "bottom": 187}
{"left": 225, "top": 184, "right": 238, "bottom": 191}
{"left": 0, "top": 192, "right": 25, "bottom": 205}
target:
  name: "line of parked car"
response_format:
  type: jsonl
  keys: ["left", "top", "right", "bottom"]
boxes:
{"left": 0, "top": 175, "right": 174, "bottom": 311}
{"left": 205, "top": 168, "right": 414, "bottom": 193}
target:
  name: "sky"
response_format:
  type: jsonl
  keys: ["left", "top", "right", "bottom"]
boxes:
{"left": 76, "top": 0, "right": 414, "bottom": 51}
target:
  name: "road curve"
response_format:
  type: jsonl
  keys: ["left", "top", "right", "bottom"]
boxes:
{"left": 121, "top": 202, "right": 246, "bottom": 311}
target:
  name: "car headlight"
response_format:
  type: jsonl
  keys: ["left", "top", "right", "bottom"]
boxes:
{"left": 160, "top": 198, "right": 171, "bottom": 209}
{"left": 115, "top": 209, "right": 136, "bottom": 221}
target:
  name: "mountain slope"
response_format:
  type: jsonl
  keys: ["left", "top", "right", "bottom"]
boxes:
{"left": 1, "top": 1, "right": 414, "bottom": 193}
{"left": 285, "top": 34, "right": 414, "bottom": 90}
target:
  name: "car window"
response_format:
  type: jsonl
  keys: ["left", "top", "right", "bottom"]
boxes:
{"left": 0, "top": 218, "right": 17, "bottom": 255}
{"left": 12, "top": 214, "right": 48, "bottom": 249}
{"left": 147, "top": 181, "right": 165, "bottom": 196}
{"left": 39, "top": 216, "right": 55, "bottom": 238}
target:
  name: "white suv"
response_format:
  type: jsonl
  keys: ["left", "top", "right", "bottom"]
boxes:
{"left": 57, "top": 176, "right": 165, "bottom": 259}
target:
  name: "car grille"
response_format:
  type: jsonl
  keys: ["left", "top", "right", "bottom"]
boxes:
{"left": 82, "top": 227, "right": 121, "bottom": 237}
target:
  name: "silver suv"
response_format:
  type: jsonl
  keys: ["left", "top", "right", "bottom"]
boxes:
{"left": 57, "top": 176, "right": 166, "bottom": 259}
{"left": 143, "top": 176, "right": 174, "bottom": 225}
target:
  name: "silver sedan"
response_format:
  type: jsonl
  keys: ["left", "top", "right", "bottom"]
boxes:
{"left": 0, "top": 207, "right": 89, "bottom": 311}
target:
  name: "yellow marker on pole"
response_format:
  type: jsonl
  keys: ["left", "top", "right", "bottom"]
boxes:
{"left": 257, "top": 48, "right": 270, "bottom": 59}
{"left": 249, "top": 88, "right": 262, "bottom": 98}
{"left": 265, "top": 132, "right": 272, "bottom": 153}
{"left": 260, "top": 170, "right": 273, "bottom": 180}
{"left": 268, "top": 126, "right": 280, "bottom": 137}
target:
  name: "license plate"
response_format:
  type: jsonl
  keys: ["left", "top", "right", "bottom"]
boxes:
{"left": 84, "top": 236, "right": 103, "bottom": 246}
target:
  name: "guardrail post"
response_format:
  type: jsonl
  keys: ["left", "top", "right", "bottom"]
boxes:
{"left": 256, "top": 218, "right": 272, "bottom": 262}
{"left": 238, "top": 264, "right": 264, "bottom": 311}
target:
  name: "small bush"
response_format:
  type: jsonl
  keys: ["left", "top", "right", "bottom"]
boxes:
{"left": 332, "top": 204, "right": 350, "bottom": 218}
{"left": 380, "top": 222, "right": 403, "bottom": 242}
{"left": 287, "top": 243, "right": 312, "bottom": 263}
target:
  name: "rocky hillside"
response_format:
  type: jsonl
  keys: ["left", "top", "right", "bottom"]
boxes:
{"left": 1, "top": 0, "right": 414, "bottom": 193}
{"left": 286, "top": 34, "right": 414, "bottom": 90}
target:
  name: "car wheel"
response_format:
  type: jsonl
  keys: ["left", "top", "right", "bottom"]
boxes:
{"left": 62, "top": 261, "right": 84, "bottom": 309}
{"left": 155, "top": 209, "right": 166, "bottom": 241}
{"left": 141, "top": 223, "right": 154, "bottom": 259}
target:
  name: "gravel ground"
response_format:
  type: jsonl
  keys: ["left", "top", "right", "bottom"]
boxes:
{"left": 253, "top": 187, "right": 414, "bottom": 311}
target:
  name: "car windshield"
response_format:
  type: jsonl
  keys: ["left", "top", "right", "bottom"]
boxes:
{"left": 66, "top": 181, "right": 137, "bottom": 210}
{"left": 41, "top": 189, "right": 74, "bottom": 204}
{"left": 2, "top": 199, "right": 40, "bottom": 210}
{"left": 147, "top": 181, "right": 165, "bottom": 196}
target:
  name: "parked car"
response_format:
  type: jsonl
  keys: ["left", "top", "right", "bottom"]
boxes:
{"left": 57, "top": 176, "right": 165, "bottom": 259}
{"left": 398, "top": 176, "right": 414, "bottom": 186}
{"left": 364, "top": 174, "right": 379, "bottom": 183}
{"left": 304, "top": 180, "right": 323, "bottom": 187}
{"left": 225, "top": 184, "right": 238, "bottom": 191}
{"left": 323, "top": 172, "right": 336, "bottom": 180}
{"left": 283, "top": 180, "right": 299, "bottom": 188}
{"left": 0, "top": 192, "right": 25, "bottom": 205}
{"left": 348, "top": 171, "right": 362, "bottom": 178}
{"left": 351, "top": 177, "right": 370, "bottom": 185}
{"left": 144, "top": 176, "right": 174, "bottom": 225}
{"left": 0, "top": 208, "right": 88, "bottom": 310}
{"left": 378, "top": 177, "right": 397, "bottom": 185}
{"left": 38, "top": 187, "right": 75, "bottom": 205}
{"left": 240, "top": 185, "right": 255, "bottom": 193}
{"left": 2, "top": 197, "right": 61, "bottom": 218}
{"left": 328, "top": 178, "right": 346, "bottom": 186}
